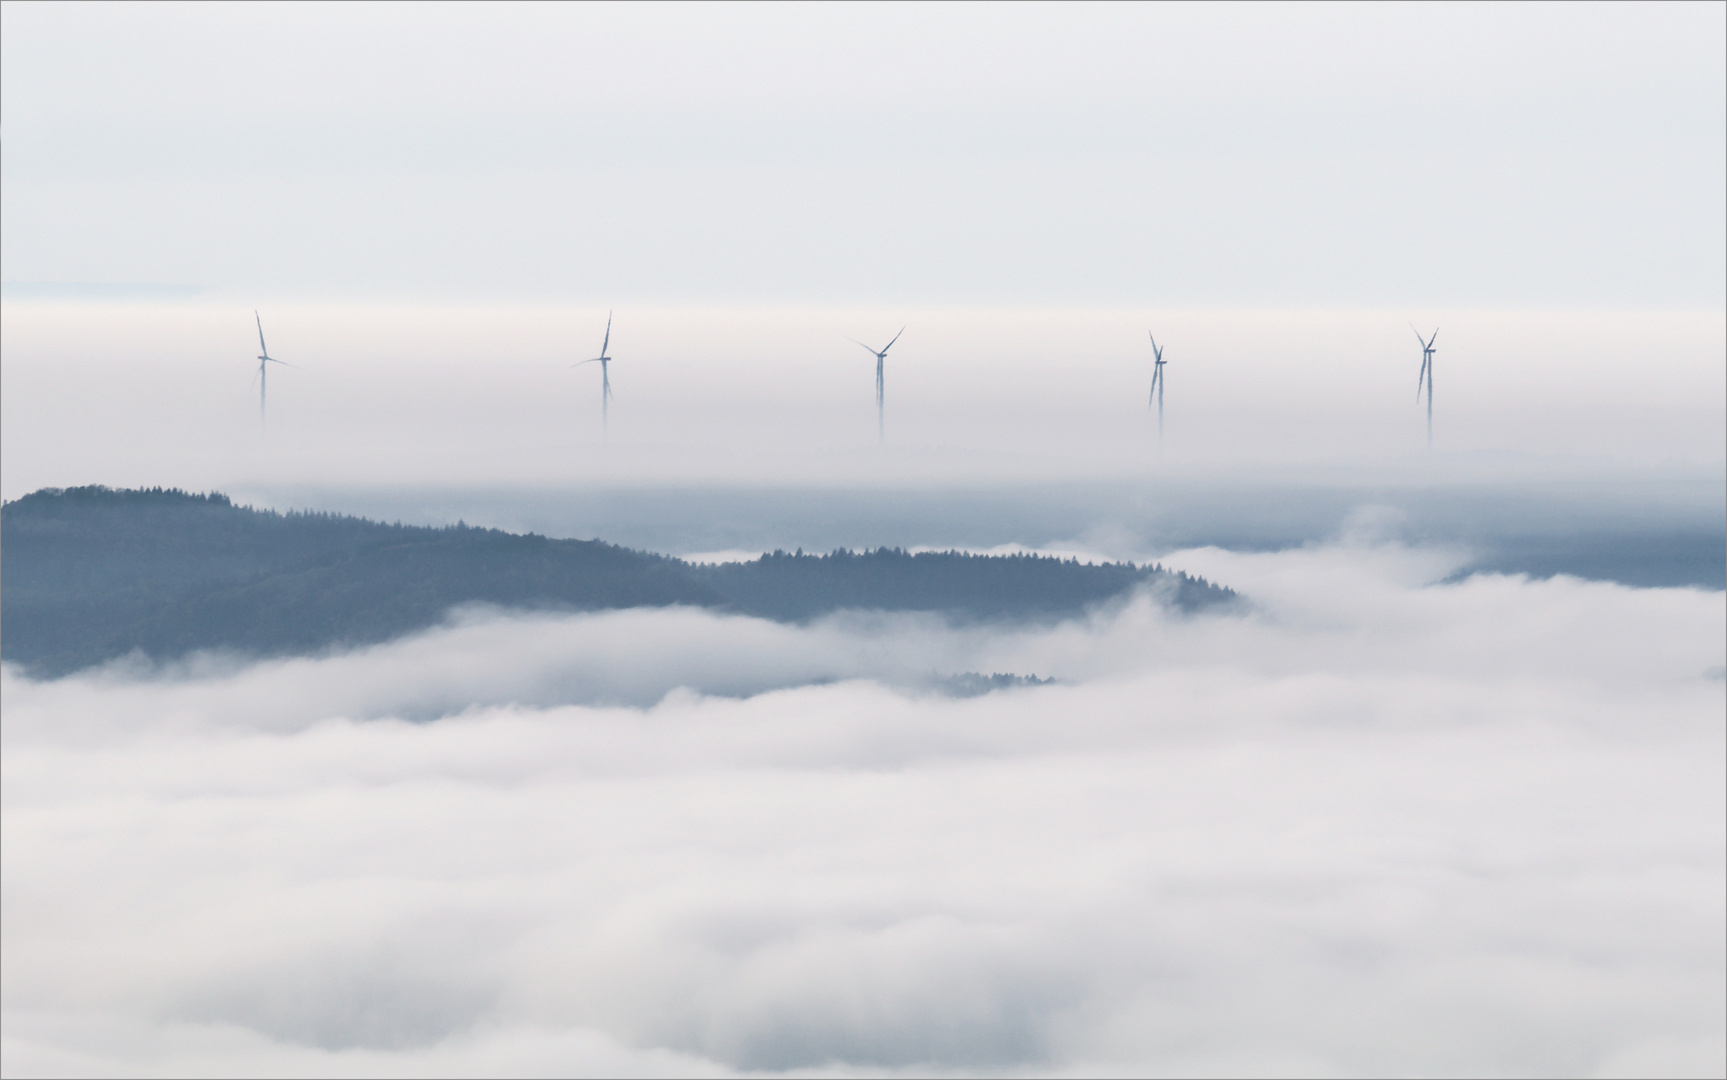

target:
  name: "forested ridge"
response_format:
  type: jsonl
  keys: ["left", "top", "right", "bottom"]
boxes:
{"left": 2, "top": 486, "right": 1236, "bottom": 677}
{"left": 689, "top": 546, "right": 1232, "bottom": 620}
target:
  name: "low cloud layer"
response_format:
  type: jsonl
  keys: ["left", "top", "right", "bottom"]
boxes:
{"left": 3, "top": 544, "right": 1723, "bottom": 1077}
{"left": 4, "top": 303, "right": 1724, "bottom": 500}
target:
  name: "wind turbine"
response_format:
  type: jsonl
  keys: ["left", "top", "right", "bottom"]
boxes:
{"left": 1148, "top": 333, "right": 1167, "bottom": 448}
{"left": 849, "top": 326, "right": 904, "bottom": 443}
{"left": 575, "top": 311, "right": 616, "bottom": 436}
{"left": 250, "top": 312, "right": 295, "bottom": 424}
{"left": 1412, "top": 324, "right": 1437, "bottom": 447}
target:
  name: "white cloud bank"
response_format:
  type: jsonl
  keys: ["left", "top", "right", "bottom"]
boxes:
{"left": 3, "top": 544, "right": 1723, "bottom": 1077}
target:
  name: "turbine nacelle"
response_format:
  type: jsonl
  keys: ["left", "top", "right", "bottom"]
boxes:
{"left": 850, "top": 325, "right": 906, "bottom": 362}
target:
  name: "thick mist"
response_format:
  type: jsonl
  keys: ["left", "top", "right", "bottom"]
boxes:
{"left": 2, "top": 302, "right": 1722, "bottom": 498}
{"left": 4, "top": 543, "right": 1722, "bottom": 1077}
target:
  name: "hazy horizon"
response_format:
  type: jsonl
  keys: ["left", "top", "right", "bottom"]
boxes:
{"left": 4, "top": 301, "right": 1721, "bottom": 501}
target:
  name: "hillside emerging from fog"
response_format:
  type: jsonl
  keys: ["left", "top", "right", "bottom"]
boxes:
{"left": 1, "top": 487, "right": 1235, "bottom": 678}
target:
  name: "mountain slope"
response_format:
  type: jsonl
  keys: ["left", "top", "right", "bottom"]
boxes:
{"left": 2, "top": 487, "right": 720, "bottom": 676}
{"left": 688, "top": 546, "right": 1232, "bottom": 621}
{"left": 2, "top": 487, "right": 1237, "bottom": 677}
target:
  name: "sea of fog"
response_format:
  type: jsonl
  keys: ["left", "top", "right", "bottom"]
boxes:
{"left": 4, "top": 539, "right": 1723, "bottom": 1077}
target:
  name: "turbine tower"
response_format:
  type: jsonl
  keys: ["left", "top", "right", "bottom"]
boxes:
{"left": 1412, "top": 325, "right": 1437, "bottom": 447}
{"left": 1148, "top": 333, "right": 1167, "bottom": 448}
{"left": 849, "top": 326, "right": 905, "bottom": 443}
{"left": 251, "top": 312, "right": 295, "bottom": 424}
{"left": 576, "top": 311, "right": 616, "bottom": 436}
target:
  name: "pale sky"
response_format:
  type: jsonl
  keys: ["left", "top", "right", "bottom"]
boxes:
{"left": 3, "top": 1, "right": 1723, "bottom": 306}
{"left": 2, "top": 2, "right": 1722, "bottom": 496}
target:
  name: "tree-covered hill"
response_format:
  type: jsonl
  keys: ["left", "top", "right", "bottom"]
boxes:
{"left": 2, "top": 487, "right": 719, "bottom": 677}
{"left": 1, "top": 486, "right": 1236, "bottom": 678}
{"left": 688, "top": 546, "right": 1233, "bottom": 621}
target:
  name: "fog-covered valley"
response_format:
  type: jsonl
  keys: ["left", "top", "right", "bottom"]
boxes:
{"left": 4, "top": 538, "right": 1722, "bottom": 1077}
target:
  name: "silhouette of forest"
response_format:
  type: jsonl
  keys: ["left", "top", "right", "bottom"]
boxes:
{"left": 689, "top": 546, "right": 1232, "bottom": 620}
{"left": 2, "top": 486, "right": 1237, "bottom": 677}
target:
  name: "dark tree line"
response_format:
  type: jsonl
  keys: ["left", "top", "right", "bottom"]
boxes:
{"left": 2, "top": 486, "right": 1237, "bottom": 678}
{"left": 687, "top": 546, "right": 1233, "bottom": 621}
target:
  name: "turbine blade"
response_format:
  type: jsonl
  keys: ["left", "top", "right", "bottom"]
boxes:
{"left": 266, "top": 358, "right": 298, "bottom": 368}
{"left": 1427, "top": 329, "right": 1438, "bottom": 348}
{"left": 600, "top": 311, "right": 612, "bottom": 357}
{"left": 1411, "top": 323, "right": 1428, "bottom": 347}
{"left": 256, "top": 312, "right": 268, "bottom": 356}
{"left": 881, "top": 325, "right": 905, "bottom": 353}
{"left": 847, "top": 338, "right": 882, "bottom": 357}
